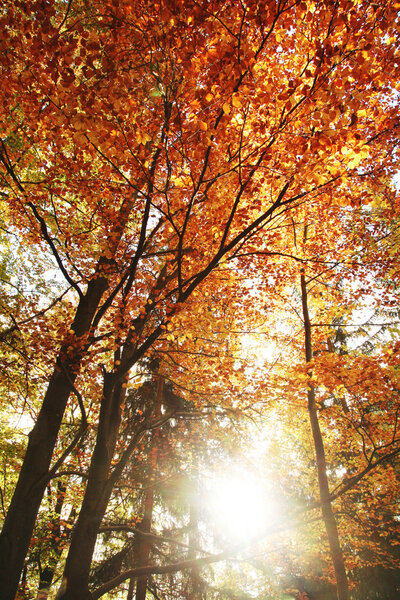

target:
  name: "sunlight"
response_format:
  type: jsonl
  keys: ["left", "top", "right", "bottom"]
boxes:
{"left": 205, "top": 470, "right": 282, "bottom": 545}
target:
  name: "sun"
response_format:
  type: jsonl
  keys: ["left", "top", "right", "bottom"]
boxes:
{"left": 204, "top": 470, "right": 282, "bottom": 545}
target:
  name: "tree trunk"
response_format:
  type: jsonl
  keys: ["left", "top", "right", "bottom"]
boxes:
{"left": 0, "top": 272, "right": 110, "bottom": 600}
{"left": 300, "top": 272, "right": 349, "bottom": 600}
{"left": 187, "top": 486, "right": 204, "bottom": 600}
{"left": 57, "top": 373, "right": 125, "bottom": 600}
{"left": 57, "top": 373, "right": 164, "bottom": 600}
{"left": 135, "top": 375, "right": 163, "bottom": 600}
{"left": 134, "top": 485, "right": 155, "bottom": 600}
{"left": 126, "top": 577, "right": 135, "bottom": 600}
{"left": 0, "top": 191, "right": 134, "bottom": 600}
{"left": 36, "top": 480, "right": 68, "bottom": 599}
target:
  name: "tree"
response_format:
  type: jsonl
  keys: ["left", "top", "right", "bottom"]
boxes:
{"left": 0, "top": 0, "right": 399, "bottom": 598}
{"left": 300, "top": 270, "right": 349, "bottom": 600}
{"left": 252, "top": 219, "right": 400, "bottom": 599}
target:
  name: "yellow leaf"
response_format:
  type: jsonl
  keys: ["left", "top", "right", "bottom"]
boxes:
{"left": 223, "top": 102, "right": 231, "bottom": 115}
{"left": 232, "top": 94, "right": 242, "bottom": 109}
{"left": 143, "top": 132, "right": 151, "bottom": 144}
{"left": 348, "top": 154, "right": 362, "bottom": 168}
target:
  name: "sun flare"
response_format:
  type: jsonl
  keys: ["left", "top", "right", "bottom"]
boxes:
{"left": 205, "top": 471, "right": 281, "bottom": 544}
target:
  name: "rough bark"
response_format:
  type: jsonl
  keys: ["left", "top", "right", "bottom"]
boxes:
{"left": 300, "top": 272, "right": 350, "bottom": 600}
{"left": 134, "top": 478, "right": 155, "bottom": 600}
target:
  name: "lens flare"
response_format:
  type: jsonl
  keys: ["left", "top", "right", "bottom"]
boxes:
{"left": 205, "top": 471, "right": 281, "bottom": 544}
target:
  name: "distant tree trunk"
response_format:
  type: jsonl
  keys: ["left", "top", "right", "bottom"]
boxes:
{"left": 36, "top": 480, "right": 68, "bottom": 599}
{"left": 0, "top": 269, "right": 110, "bottom": 600}
{"left": 134, "top": 485, "right": 155, "bottom": 600}
{"left": 300, "top": 272, "right": 350, "bottom": 600}
{"left": 187, "top": 486, "right": 204, "bottom": 600}
{"left": 135, "top": 375, "right": 163, "bottom": 600}
{"left": 126, "top": 577, "right": 135, "bottom": 600}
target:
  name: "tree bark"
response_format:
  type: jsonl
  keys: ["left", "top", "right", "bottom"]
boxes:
{"left": 135, "top": 375, "right": 163, "bottom": 600}
{"left": 0, "top": 271, "right": 110, "bottom": 600}
{"left": 300, "top": 272, "right": 350, "bottom": 600}
{"left": 57, "top": 372, "right": 125, "bottom": 600}
{"left": 134, "top": 482, "right": 155, "bottom": 600}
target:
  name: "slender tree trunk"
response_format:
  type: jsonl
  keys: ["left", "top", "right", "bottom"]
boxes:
{"left": 0, "top": 272, "right": 109, "bottom": 600}
{"left": 187, "top": 483, "right": 204, "bottom": 600}
{"left": 135, "top": 483, "right": 155, "bottom": 600}
{"left": 57, "top": 373, "right": 125, "bottom": 600}
{"left": 300, "top": 272, "right": 349, "bottom": 600}
{"left": 126, "top": 577, "right": 135, "bottom": 600}
{"left": 36, "top": 480, "right": 68, "bottom": 599}
{"left": 135, "top": 375, "right": 163, "bottom": 600}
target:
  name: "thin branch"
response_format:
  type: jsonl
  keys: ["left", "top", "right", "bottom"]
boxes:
{"left": 47, "top": 469, "right": 88, "bottom": 481}
{"left": 98, "top": 525, "right": 212, "bottom": 556}
{"left": 58, "top": 0, "right": 73, "bottom": 30}
{"left": 91, "top": 547, "right": 235, "bottom": 599}
{"left": 0, "top": 288, "right": 71, "bottom": 342}
{"left": 27, "top": 202, "right": 83, "bottom": 298}
{"left": 34, "top": 422, "right": 88, "bottom": 490}
{"left": 328, "top": 445, "right": 400, "bottom": 504}
{"left": 56, "top": 358, "right": 88, "bottom": 427}
{"left": 106, "top": 411, "right": 175, "bottom": 492}
{"left": 0, "top": 486, "right": 6, "bottom": 519}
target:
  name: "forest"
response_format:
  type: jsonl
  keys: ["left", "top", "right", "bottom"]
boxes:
{"left": 0, "top": 0, "right": 399, "bottom": 599}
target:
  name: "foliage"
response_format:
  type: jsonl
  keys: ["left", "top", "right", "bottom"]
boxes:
{"left": 0, "top": 0, "right": 399, "bottom": 599}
